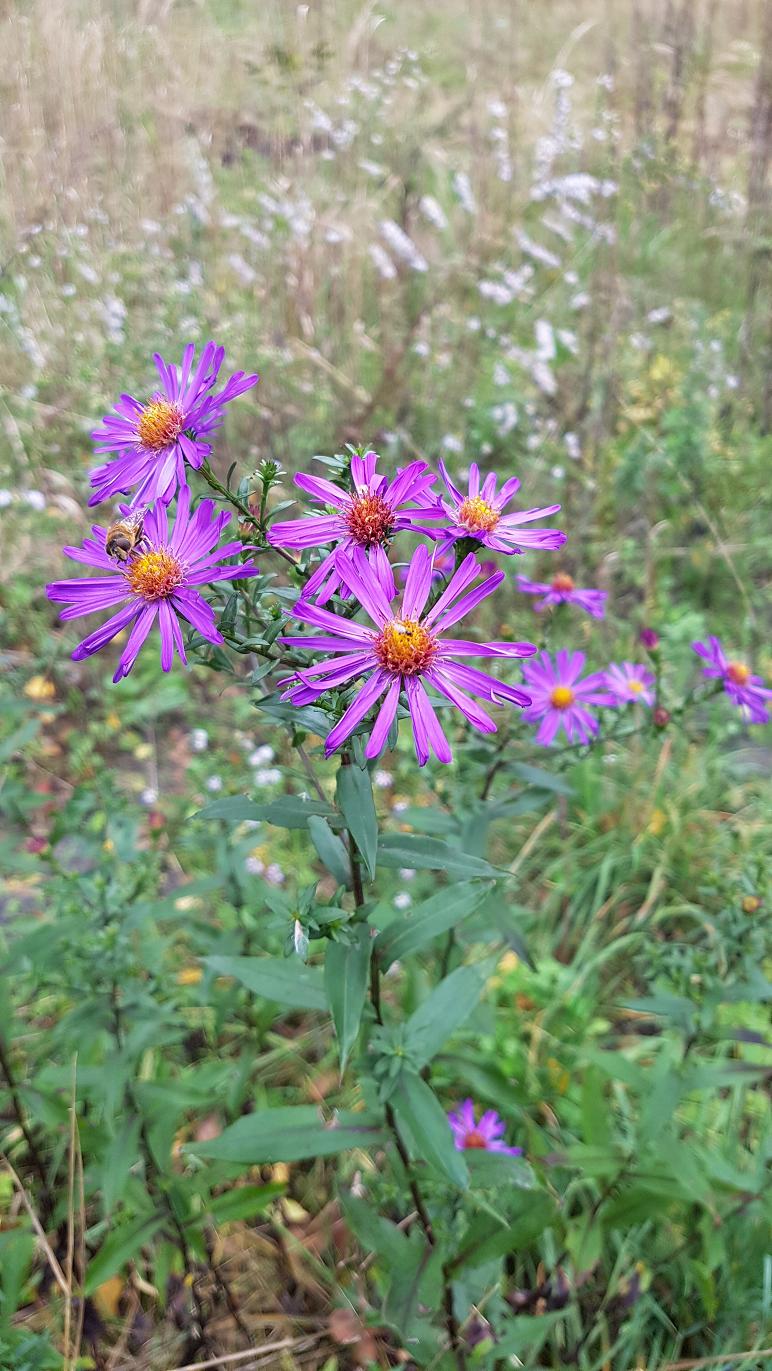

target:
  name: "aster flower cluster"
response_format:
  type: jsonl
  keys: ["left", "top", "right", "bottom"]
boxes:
{"left": 47, "top": 344, "right": 259, "bottom": 679}
{"left": 45, "top": 343, "right": 769, "bottom": 748}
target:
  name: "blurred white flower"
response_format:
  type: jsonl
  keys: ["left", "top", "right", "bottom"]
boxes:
{"left": 266, "top": 863, "right": 285, "bottom": 885}
{"left": 255, "top": 767, "right": 282, "bottom": 786}
{"left": 380, "top": 219, "right": 428, "bottom": 272}
{"left": 369, "top": 243, "right": 397, "bottom": 280}
{"left": 245, "top": 855, "right": 265, "bottom": 876}
{"left": 205, "top": 775, "right": 223, "bottom": 792}
{"left": 249, "top": 745, "right": 275, "bottom": 766}
{"left": 394, "top": 891, "right": 412, "bottom": 910}
{"left": 22, "top": 490, "right": 46, "bottom": 511}
{"left": 398, "top": 868, "right": 416, "bottom": 881}
{"left": 190, "top": 729, "right": 209, "bottom": 752}
{"left": 140, "top": 787, "right": 158, "bottom": 806}
{"left": 419, "top": 194, "right": 448, "bottom": 230}
{"left": 453, "top": 171, "right": 477, "bottom": 215}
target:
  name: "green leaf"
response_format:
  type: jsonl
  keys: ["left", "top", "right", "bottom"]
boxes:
{"left": 377, "top": 834, "right": 498, "bottom": 878}
{"left": 512, "top": 762, "right": 573, "bottom": 795}
{"left": 308, "top": 815, "right": 351, "bottom": 887}
{"left": 404, "top": 964, "right": 488, "bottom": 1067}
{"left": 0, "top": 1231, "right": 36, "bottom": 1320}
{"left": 336, "top": 763, "right": 378, "bottom": 881}
{"left": 189, "top": 1107, "right": 388, "bottom": 1163}
{"left": 392, "top": 1072, "right": 468, "bottom": 1188}
{"left": 464, "top": 1151, "right": 536, "bottom": 1190}
{"left": 204, "top": 956, "right": 326, "bottom": 1011}
{"left": 101, "top": 1119, "right": 141, "bottom": 1216}
{"left": 493, "top": 1310, "right": 567, "bottom": 1356}
{"left": 196, "top": 1183, "right": 285, "bottom": 1226}
{"left": 325, "top": 925, "right": 372, "bottom": 1071}
{"left": 377, "top": 882, "right": 492, "bottom": 966}
{"left": 340, "top": 1192, "right": 408, "bottom": 1268}
{"left": 196, "top": 795, "right": 338, "bottom": 829}
{"left": 84, "top": 1214, "right": 164, "bottom": 1294}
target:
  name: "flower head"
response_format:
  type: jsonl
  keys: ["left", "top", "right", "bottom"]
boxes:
{"left": 46, "top": 487, "right": 258, "bottom": 682}
{"left": 516, "top": 571, "right": 606, "bottom": 619}
{"left": 522, "top": 650, "right": 613, "bottom": 746}
{"left": 447, "top": 1099, "right": 522, "bottom": 1155}
{"left": 89, "top": 343, "right": 258, "bottom": 507}
{"left": 639, "top": 627, "right": 660, "bottom": 651}
{"left": 604, "top": 661, "right": 655, "bottom": 707}
{"left": 420, "top": 461, "right": 566, "bottom": 557}
{"left": 268, "top": 451, "right": 436, "bottom": 603}
{"left": 692, "top": 637, "right": 770, "bottom": 724}
{"left": 281, "top": 543, "right": 536, "bottom": 766}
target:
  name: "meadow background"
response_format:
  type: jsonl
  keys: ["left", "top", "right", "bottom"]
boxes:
{"left": 0, "top": 1, "right": 771, "bottom": 1369}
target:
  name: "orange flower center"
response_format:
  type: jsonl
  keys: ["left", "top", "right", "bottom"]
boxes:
{"left": 727, "top": 661, "right": 750, "bottom": 685}
{"left": 550, "top": 684, "right": 575, "bottom": 710}
{"left": 344, "top": 492, "right": 394, "bottom": 547}
{"left": 374, "top": 618, "right": 438, "bottom": 677}
{"left": 551, "top": 572, "right": 575, "bottom": 592}
{"left": 136, "top": 400, "right": 185, "bottom": 451}
{"left": 463, "top": 1130, "right": 488, "bottom": 1149}
{"left": 458, "top": 496, "right": 500, "bottom": 534}
{"left": 125, "top": 548, "right": 185, "bottom": 600}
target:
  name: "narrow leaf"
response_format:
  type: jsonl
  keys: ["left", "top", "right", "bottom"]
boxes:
{"left": 404, "top": 964, "right": 488, "bottom": 1067}
{"left": 190, "top": 1107, "right": 387, "bottom": 1163}
{"left": 308, "top": 815, "right": 351, "bottom": 887}
{"left": 336, "top": 763, "right": 378, "bottom": 880}
{"left": 205, "top": 956, "right": 326, "bottom": 1010}
{"left": 392, "top": 1072, "right": 468, "bottom": 1188}
{"left": 325, "top": 925, "right": 372, "bottom": 1071}
{"left": 377, "top": 834, "right": 498, "bottom": 878}
{"left": 196, "top": 795, "right": 338, "bottom": 829}
{"left": 377, "top": 882, "right": 492, "bottom": 966}
{"left": 84, "top": 1215, "right": 164, "bottom": 1294}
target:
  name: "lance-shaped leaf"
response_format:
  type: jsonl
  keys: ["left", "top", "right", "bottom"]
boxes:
{"left": 377, "top": 882, "right": 492, "bottom": 966}
{"left": 377, "top": 834, "right": 498, "bottom": 878}
{"left": 196, "top": 795, "right": 339, "bottom": 829}
{"left": 325, "top": 925, "right": 372, "bottom": 1071}
{"left": 308, "top": 815, "right": 351, "bottom": 887}
{"left": 205, "top": 956, "right": 326, "bottom": 1010}
{"left": 404, "top": 963, "right": 489, "bottom": 1067}
{"left": 392, "top": 1072, "right": 468, "bottom": 1188}
{"left": 336, "top": 762, "right": 378, "bottom": 880}
{"left": 189, "top": 1106, "right": 387, "bottom": 1163}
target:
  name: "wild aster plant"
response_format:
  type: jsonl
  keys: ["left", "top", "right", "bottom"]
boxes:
{"left": 447, "top": 1099, "right": 523, "bottom": 1155}
{"left": 267, "top": 450, "right": 436, "bottom": 602}
{"left": 46, "top": 486, "right": 258, "bottom": 681}
{"left": 604, "top": 661, "right": 656, "bottom": 706}
{"left": 692, "top": 637, "right": 771, "bottom": 724}
{"left": 281, "top": 543, "right": 535, "bottom": 765}
{"left": 521, "top": 649, "right": 614, "bottom": 745}
{"left": 516, "top": 570, "right": 607, "bottom": 618}
{"left": 421, "top": 460, "right": 566, "bottom": 556}
{"left": 89, "top": 342, "right": 258, "bottom": 508}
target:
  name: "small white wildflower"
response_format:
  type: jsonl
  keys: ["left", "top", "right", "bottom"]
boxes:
{"left": 394, "top": 891, "right": 412, "bottom": 910}
{"left": 228, "top": 253, "right": 257, "bottom": 286}
{"left": 534, "top": 319, "right": 556, "bottom": 360}
{"left": 61, "top": 283, "right": 77, "bottom": 298}
{"left": 254, "top": 767, "right": 282, "bottom": 786}
{"left": 570, "top": 291, "right": 591, "bottom": 311}
{"left": 647, "top": 306, "right": 672, "bottom": 325}
{"left": 398, "top": 868, "right": 416, "bottom": 882}
{"left": 493, "top": 361, "right": 510, "bottom": 387}
{"left": 487, "top": 97, "right": 507, "bottom": 120}
{"left": 419, "top": 194, "right": 448, "bottom": 230}
{"left": 531, "top": 360, "right": 558, "bottom": 396}
{"left": 413, "top": 340, "right": 430, "bottom": 357}
{"left": 453, "top": 171, "right": 477, "bottom": 215}
{"left": 249, "top": 745, "right": 275, "bottom": 766}
{"left": 392, "top": 800, "right": 409, "bottom": 814}
{"left": 0, "top": 491, "right": 14, "bottom": 507}
{"left": 380, "top": 219, "right": 428, "bottom": 272}
{"left": 368, "top": 243, "right": 397, "bottom": 280}
{"left": 140, "top": 787, "right": 158, "bottom": 807}
{"left": 374, "top": 770, "right": 393, "bottom": 788}
{"left": 564, "top": 432, "right": 581, "bottom": 461}
{"left": 245, "top": 856, "right": 265, "bottom": 876}
{"left": 22, "top": 490, "right": 46, "bottom": 511}
{"left": 205, "top": 775, "right": 223, "bottom": 793}
{"left": 190, "top": 729, "right": 209, "bottom": 752}
{"left": 552, "top": 68, "right": 574, "bottom": 89}
{"left": 551, "top": 465, "right": 565, "bottom": 480}
{"left": 266, "top": 863, "right": 285, "bottom": 885}
{"left": 441, "top": 434, "right": 463, "bottom": 453}
{"left": 516, "top": 231, "right": 561, "bottom": 270}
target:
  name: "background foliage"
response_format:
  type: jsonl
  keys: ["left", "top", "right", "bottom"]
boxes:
{"left": 0, "top": 2, "right": 770, "bottom": 1369}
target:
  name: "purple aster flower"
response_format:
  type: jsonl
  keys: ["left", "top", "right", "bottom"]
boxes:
{"left": 46, "top": 486, "right": 258, "bottom": 682}
{"left": 639, "top": 627, "right": 660, "bottom": 651}
{"left": 692, "top": 637, "right": 771, "bottom": 724}
{"left": 89, "top": 342, "right": 258, "bottom": 508}
{"left": 521, "top": 650, "right": 614, "bottom": 746}
{"left": 267, "top": 451, "right": 436, "bottom": 603}
{"left": 447, "top": 1099, "right": 522, "bottom": 1155}
{"left": 516, "top": 571, "right": 607, "bottom": 619}
{"left": 604, "top": 662, "right": 656, "bottom": 707}
{"left": 418, "top": 460, "right": 566, "bottom": 556}
{"left": 280, "top": 543, "right": 536, "bottom": 766}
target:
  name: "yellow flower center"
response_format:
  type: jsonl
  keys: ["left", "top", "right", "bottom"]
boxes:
{"left": 374, "top": 618, "right": 438, "bottom": 677}
{"left": 125, "top": 549, "right": 185, "bottom": 600}
{"left": 344, "top": 492, "right": 394, "bottom": 547}
{"left": 136, "top": 400, "right": 185, "bottom": 451}
{"left": 463, "top": 1129, "right": 488, "bottom": 1150}
{"left": 727, "top": 661, "right": 750, "bottom": 685}
{"left": 458, "top": 496, "right": 500, "bottom": 534}
{"left": 550, "top": 684, "right": 575, "bottom": 710}
{"left": 629, "top": 679, "right": 644, "bottom": 694}
{"left": 551, "top": 572, "right": 575, "bottom": 592}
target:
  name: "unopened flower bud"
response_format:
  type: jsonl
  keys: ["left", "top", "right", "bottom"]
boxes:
{"left": 742, "top": 894, "right": 761, "bottom": 914}
{"left": 639, "top": 627, "right": 660, "bottom": 651}
{"left": 653, "top": 706, "right": 670, "bottom": 728}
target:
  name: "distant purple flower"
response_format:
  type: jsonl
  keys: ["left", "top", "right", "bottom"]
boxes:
{"left": 90, "top": 343, "right": 258, "bottom": 507}
{"left": 281, "top": 543, "right": 536, "bottom": 766}
{"left": 46, "top": 486, "right": 258, "bottom": 682}
{"left": 268, "top": 451, "right": 436, "bottom": 603}
{"left": 516, "top": 571, "right": 606, "bottom": 619}
{"left": 692, "top": 637, "right": 771, "bottom": 724}
{"left": 419, "top": 461, "right": 565, "bottom": 556}
{"left": 604, "top": 662, "right": 655, "bottom": 707}
{"left": 448, "top": 1099, "right": 522, "bottom": 1155}
{"left": 639, "top": 627, "right": 660, "bottom": 651}
{"left": 522, "top": 650, "right": 614, "bottom": 746}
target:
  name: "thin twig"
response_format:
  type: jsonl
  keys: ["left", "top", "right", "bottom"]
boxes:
{"left": 165, "top": 1333, "right": 324, "bottom": 1371}
{"left": 1, "top": 1156, "right": 69, "bottom": 1298}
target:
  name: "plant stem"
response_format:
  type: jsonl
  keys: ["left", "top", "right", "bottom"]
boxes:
{"left": 0, "top": 1032, "right": 54, "bottom": 1217}
{"left": 199, "top": 461, "right": 299, "bottom": 571}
